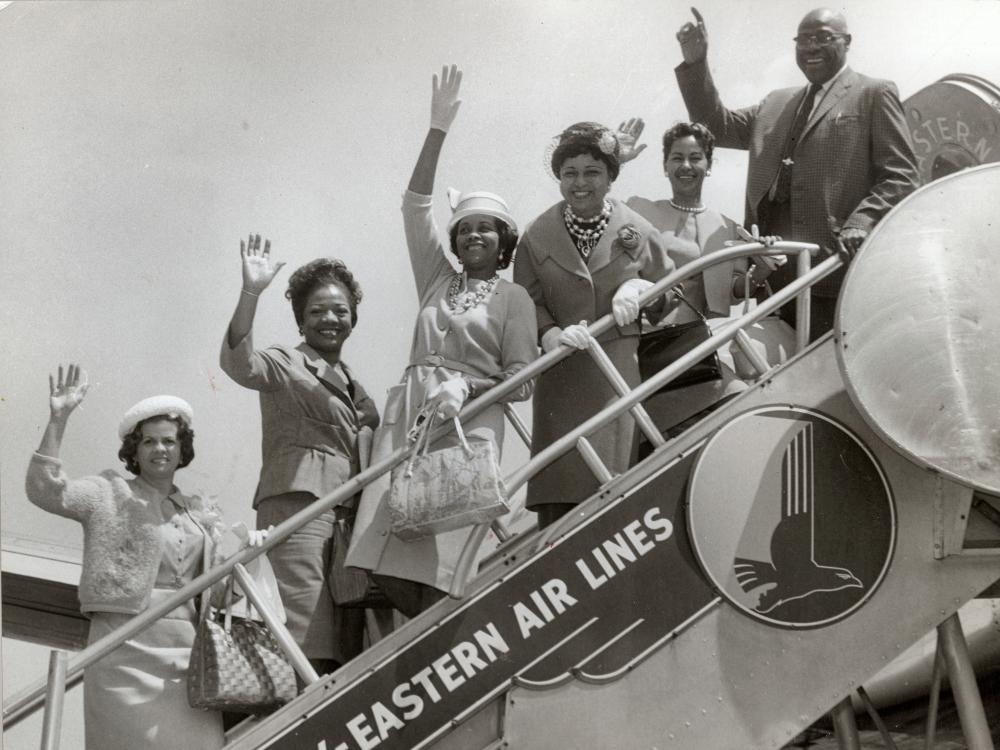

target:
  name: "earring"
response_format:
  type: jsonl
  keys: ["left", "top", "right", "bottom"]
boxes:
{"left": 458, "top": 257, "right": 465, "bottom": 265}
{"left": 298, "top": 326, "right": 304, "bottom": 336}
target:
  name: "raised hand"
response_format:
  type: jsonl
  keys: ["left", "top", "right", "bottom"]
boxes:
{"left": 240, "top": 233, "right": 285, "bottom": 295}
{"left": 616, "top": 118, "right": 647, "bottom": 164}
{"left": 676, "top": 7, "right": 708, "bottom": 64}
{"left": 430, "top": 64, "right": 463, "bottom": 133}
{"left": 49, "top": 363, "right": 89, "bottom": 421}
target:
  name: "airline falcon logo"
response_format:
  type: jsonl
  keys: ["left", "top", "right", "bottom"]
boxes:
{"left": 688, "top": 407, "right": 896, "bottom": 629}
{"left": 733, "top": 423, "right": 863, "bottom": 614}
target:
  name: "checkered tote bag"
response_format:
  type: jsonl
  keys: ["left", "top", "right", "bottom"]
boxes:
{"left": 187, "top": 575, "right": 297, "bottom": 714}
{"left": 388, "top": 413, "right": 509, "bottom": 541}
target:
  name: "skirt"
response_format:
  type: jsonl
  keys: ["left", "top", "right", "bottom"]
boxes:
{"left": 84, "top": 592, "right": 224, "bottom": 750}
{"left": 256, "top": 492, "right": 364, "bottom": 664}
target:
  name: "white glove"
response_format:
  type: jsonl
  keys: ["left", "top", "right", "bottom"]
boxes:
{"left": 541, "top": 327, "right": 564, "bottom": 353}
{"left": 612, "top": 278, "right": 654, "bottom": 326}
{"left": 428, "top": 377, "right": 470, "bottom": 419}
{"left": 430, "top": 64, "right": 462, "bottom": 132}
{"left": 232, "top": 522, "right": 272, "bottom": 549}
{"left": 559, "top": 322, "right": 594, "bottom": 350}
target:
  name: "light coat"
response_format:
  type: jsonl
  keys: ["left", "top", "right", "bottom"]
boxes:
{"left": 513, "top": 199, "right": 674, "bottom": 508}
{"left": 346, "top": 191, "right": 537, "bottom": 591}
{"left": 626, "top": 197, "right": 743, "bottom": 318}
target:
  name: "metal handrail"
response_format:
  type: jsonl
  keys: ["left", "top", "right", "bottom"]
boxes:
{"left": 447, "top": 251, "right": 842, "bottom": 593}
{"left": 3, "top": 240, "right": 826, "bottom": 729}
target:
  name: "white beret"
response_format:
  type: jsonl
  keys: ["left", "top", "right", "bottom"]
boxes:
{"left": 118, "top": 396, "right": 193, "bottom": 439}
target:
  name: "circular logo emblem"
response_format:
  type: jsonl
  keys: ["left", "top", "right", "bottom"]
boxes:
{"left": 688, "top": 407, "right": 896, "bottom": 629}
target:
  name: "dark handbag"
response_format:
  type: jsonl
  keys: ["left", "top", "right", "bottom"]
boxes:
{"left": 187, "top": 577, "right": 297, "bottom": 714}
{"left": 328, "top": 511, "right": 394, "bottom": 609}
{"left": 638, "top": 288, "right": 723, "bottom": 394}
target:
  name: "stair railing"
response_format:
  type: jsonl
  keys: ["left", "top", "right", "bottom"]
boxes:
{"left": 3, "top": 240, "right": 834, "bottom": 737}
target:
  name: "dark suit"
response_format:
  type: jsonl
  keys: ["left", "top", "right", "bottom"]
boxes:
{"left": 675, "top": 60, "right": 919, "bottom": 325}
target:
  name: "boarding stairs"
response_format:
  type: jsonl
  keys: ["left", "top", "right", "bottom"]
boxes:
{"left": 5, "top": 164, "right": 1000, "bottom": 750}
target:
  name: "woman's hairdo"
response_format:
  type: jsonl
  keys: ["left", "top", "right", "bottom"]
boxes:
{"left": 662, "top": 121, "right": 716, "bottom": 163}
{"left": 448, "top": 220, "right": 519, "bottom": 270}
{"left": 118, "top": 415, "right": 195, "bottom": 475}
{"left": 285, "top": 258, "right": 363, "bottom": 327}
{"left": 550, "top": 122, "right": 621, "bottom": 181}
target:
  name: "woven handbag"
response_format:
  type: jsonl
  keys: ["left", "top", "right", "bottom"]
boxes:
{"left": 187, "top": 576, "right": 297, "bottom": 714}
{"left": 388, "top": 413, "right": 508, "bottom": 541}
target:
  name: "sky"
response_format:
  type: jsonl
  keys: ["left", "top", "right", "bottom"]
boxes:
{"left": 1, "top": 1, "right": 999, "bottom": 744}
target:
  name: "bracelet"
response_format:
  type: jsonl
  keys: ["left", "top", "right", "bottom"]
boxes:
{"left": 241, "top": 289, "right": 260, "bottom": 298}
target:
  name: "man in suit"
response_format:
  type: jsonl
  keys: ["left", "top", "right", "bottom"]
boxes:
{"left": 674, "top": 7, "right": 920, "bottom": 338}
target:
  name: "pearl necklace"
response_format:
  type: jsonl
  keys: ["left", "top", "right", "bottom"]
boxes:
{"left": 669, "top": 199, "right": 706, "bottom": 214}
{"left": 564, "top": 200, "right": 612, "bottom": 259}
{"left": 446, "top": 273, "right": 499, "bottom": 313}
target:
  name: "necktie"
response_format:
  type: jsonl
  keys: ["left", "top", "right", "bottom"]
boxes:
{"left": 771, "top": 83, "right": 821, "bottom": 204}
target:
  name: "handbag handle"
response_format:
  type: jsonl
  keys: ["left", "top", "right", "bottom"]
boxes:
{"left": 196, "top": 574, "right": 248, "bottom": 634}
{"left": 671, "top": 285, "right": 709, "bottom": 323}
{"left": 402, "top": 409, "right": 475, "bottom": 478}
{"left": 403, "top": 407, "right": 437, "bottom": 477}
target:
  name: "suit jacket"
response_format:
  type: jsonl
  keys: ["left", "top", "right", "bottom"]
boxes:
{"left": 676, "top": 61, "right": 920, "bottom": 296}
{"left": 220, "top": 338, "right": 379, "bottom": 508}
{"left": 513, "top": 199, "right": 674, "bottom": 340}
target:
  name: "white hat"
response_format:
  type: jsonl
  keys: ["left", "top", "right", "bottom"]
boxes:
{"left": 446, "top": 190, "right": 517, "bottom": 234}
{"left": 118, "top": 396, "right": 193, "bottom": 439}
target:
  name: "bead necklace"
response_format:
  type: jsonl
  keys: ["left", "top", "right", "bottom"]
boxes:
{"left": 446, "top": 273, "right": 499, "bottom": 313}
{"left": 563, "top": 200, "right": 612, "bottom": 259}
{"left": 669, "top": 198, "right": 706, "bottom": 214}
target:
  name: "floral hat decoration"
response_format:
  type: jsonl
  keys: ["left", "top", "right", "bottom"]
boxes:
{"left": 546, "top": 122, "right": 622, "bottom": 181}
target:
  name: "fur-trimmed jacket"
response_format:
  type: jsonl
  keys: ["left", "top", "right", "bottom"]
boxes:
{"left": 25, "top": 452, "right": 225, "bottom": 615}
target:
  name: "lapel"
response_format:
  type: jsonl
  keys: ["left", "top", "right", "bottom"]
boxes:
{"left": 801, "top": 67, "right": 856, "bottom": 140}
{"left": 757, "top": 88, "right": 803, "bottom": 188}
{"left": 772, "top": 88, "right": 806, "bottom": 143}
{"left": 588, "top": 199, "right": 641, "bottom": 275}
{"left": 297, "top": 343, "right": 357, "bottom": 416}
{"left": 531, "top": 203, "right": 591, "bottom": 280}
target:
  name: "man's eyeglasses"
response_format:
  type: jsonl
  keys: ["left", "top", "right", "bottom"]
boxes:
{"left": 793, "top": 32, "right": 846, "bottom": 48}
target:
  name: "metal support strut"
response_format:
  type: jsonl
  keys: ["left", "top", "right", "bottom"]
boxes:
{"left": 937, "top": 612, "right": 995, "bottom": 750}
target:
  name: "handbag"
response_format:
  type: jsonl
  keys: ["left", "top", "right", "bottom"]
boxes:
{"left": 187, "top": 576, "right": 297, "bottom": 714}
{"left": 388, "top": 412, "right": 508, "bottom": 541}
{"left": 328, "top": 511, "right": 394, "bottom": 608}
{"left": 638, "top": 288, "right": 722, "bottom": 394}
{"left": 728, "top": 266, "right": 797, "bottom": 380}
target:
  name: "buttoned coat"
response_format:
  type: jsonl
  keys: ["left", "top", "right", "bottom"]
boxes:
{"left": 676, "top": 61, "right": 920, "bottom": 296}
{"left": 513, "top": 200, "right": 673, "bottom": 508}
{"left": 345, "top": 191, "right": 537, "bottom": 593}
